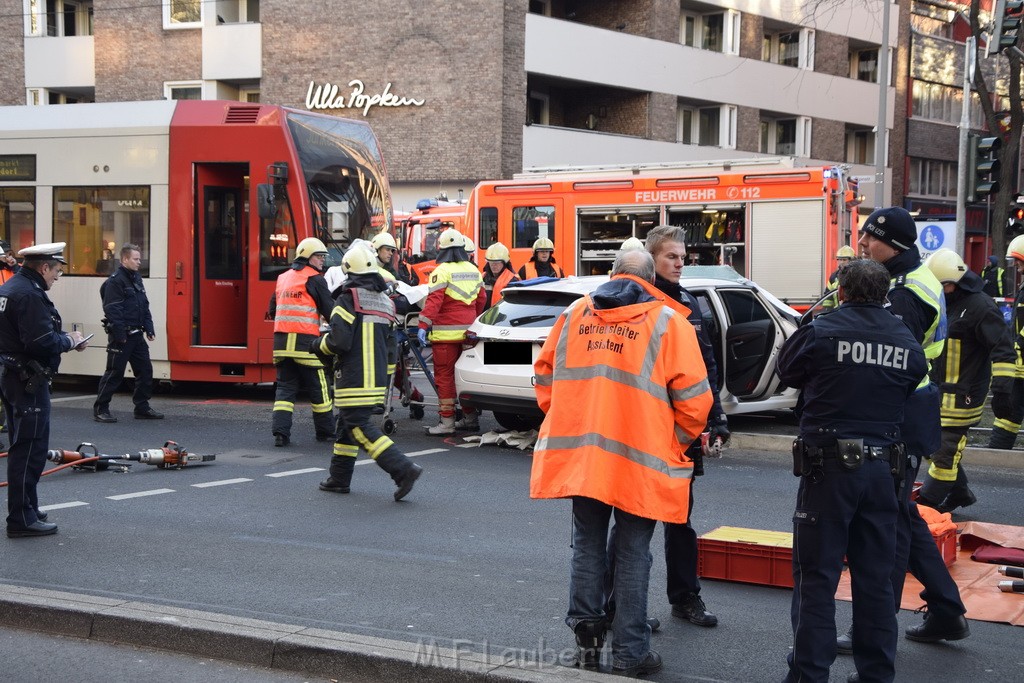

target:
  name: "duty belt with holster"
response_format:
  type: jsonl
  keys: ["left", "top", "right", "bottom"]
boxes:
{"left": 0, "top": 354, "right": 53, "bottom": 394}
{"left": 791, "top": 437, "right": 906, "bottom": 486}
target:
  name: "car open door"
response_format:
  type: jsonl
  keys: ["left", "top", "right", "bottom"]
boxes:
{"left": 717, "top": 288, "right": 786, "bottom": 400}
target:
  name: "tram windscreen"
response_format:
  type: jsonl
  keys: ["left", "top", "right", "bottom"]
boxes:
{"left": 286, "top": 112, "right": 393, "bottom": 267}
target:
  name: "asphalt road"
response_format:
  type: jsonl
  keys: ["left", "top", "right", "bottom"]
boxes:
{"left": 2, "top": 379, "right": 1024, "bottom": 682}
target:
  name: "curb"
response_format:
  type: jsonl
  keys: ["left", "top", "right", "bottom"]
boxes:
{"left": 0, "top": 583, "right": 608, "bottom": 682}
{"left": 729, "top": 433, "right": 1024, "bottom": 471}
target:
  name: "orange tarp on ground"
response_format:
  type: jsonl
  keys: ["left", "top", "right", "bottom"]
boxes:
{"left": 836, "top": 521, "right": 1024, "bottom": 627}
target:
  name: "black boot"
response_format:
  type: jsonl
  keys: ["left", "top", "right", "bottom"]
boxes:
{"left": 320, "top": 455, "right": 355, "bottom": 493}
{"left": 905, "top": 612, "right": 970, "bottom": 642}
{"left": 938, "top": 467, "right": 977, "bottom": 513}
{"left": 572, "top": 619, "right": 606, "bottom": 669}
{"left": 917, "top": 471, "right": 953, "bottom": 510}
{"left": 376, "top": 450, "right": 423, "bottom": 501}
{"left": 987, "top": 426, "right": 1018, "bottom": 450}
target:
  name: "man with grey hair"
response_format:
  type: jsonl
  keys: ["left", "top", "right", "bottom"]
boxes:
{"left": 777, "top": 257, "right": 927, "bottom": 683}
{"left": 531, "top": 244, "right": 711, "bottom": 677}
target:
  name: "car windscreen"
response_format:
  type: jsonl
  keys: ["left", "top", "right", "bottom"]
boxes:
{"left": 480, "top": 290, "right": 583, "bottom": 328}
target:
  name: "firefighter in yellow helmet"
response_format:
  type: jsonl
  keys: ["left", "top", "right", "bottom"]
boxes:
{"left": 920, "top": 249, "right": 1015, "bottom": 512}
{"left": 418, "top": 228, "right": 486, "bottom": 434}
{"left": 482, "top": 242, "right": 520, "bottom": 309}
{"left": 989, "top": 234, "right": 1024, "bottom": 450}
{"left": 518, "top": 237, "right": 565, "bottom": 280}
{"left": 267, "top": 237, "right": 335, "bottom": 447}
{"left": 821, "top": 245, "right": 857, "bottom": 310}
{"left": 315, "top": 246, "right": 423, "bottom": 500}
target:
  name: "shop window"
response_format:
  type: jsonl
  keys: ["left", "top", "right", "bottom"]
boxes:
{"left": 0, "top": 188, "right": 37, "bottom": 255}
{"left": 52, "top": 186, "right": 151, "bottom": 276}
{"left": 163, "top": 0, "right": 201, "bottom": 28}
{"left": 511, "top": 206, "right": 555, "bottom": 249}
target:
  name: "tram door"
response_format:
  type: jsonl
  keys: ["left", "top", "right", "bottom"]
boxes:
{"left": 194, "top": 163, "right": 248, "bottom": 346}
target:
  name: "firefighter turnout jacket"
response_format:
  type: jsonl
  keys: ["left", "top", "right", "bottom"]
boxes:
{"left": 933, "top": 270, "right": 1017, "bottom": 428}
{"left": 419, "top": 260, "right": 485, "bottom": 342}
{"left": 317, "top": 273, "right": 397, "bottom": 409}
{"left": 269, "top": 263, "right": 333, "bottom": 366}
{"left": 530, "top": 275, "right": 713, "bottom": 524}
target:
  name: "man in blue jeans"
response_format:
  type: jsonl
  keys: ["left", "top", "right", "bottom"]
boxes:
{"left": 530, "top": 250, "right": 712, "bottom": 676}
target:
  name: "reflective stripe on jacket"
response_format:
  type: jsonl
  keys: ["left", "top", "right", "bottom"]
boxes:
{"left": 419, "top": 261, "right": 485, "bottom": 342}
{"left": 530, "top": 274, "right": 713, "bottom": 524}
{"left": 274, "top": 266, "right": 321, "bottom": 336}
{"left": 892, "top": 263, "right": 945, "bottom": 389}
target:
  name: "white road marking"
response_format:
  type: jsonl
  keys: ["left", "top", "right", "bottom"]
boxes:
{"left": 266, "top": 467, "right": 325, "bottom": 478}
{"left": 191, "top": 478, "right": 253, "bottom": 488}
{"left": 456, "top": 443, "right": 477, "bottom": 448}
{"left": 106, "top": 488, "right": 175, "bottom": 500}
{"left": 406, "top": 448, "right": 447, "bottom": 456}
{"left": 39, "top": 501, "right": 89, "bottom": 511}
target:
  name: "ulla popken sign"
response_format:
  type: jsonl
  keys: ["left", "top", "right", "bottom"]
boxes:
{"left": 305, "top": 79, "right": 425, "bottom": 116}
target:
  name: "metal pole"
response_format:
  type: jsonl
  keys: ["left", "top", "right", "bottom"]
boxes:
{"left": 956, "top": 36, "right": 976, "bottom": 255}
{"left": 875, "top": 0, "right": 892, "bottom": 208}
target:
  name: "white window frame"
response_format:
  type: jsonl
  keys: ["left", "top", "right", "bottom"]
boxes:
{"left": 799, "top": 28, "right": 815, "bottom": 70}
{"left": 25, "top": 0, "right": 92, "bottom": 37}
{"left": 679, "top": 104, "right": 735, "bottom": 148}
{"left": 239, "top": 87, "right": 261, "bottom": 103}
{"left": 761, "top": 116, "right": 811, "bottom": 157}
{"left": 528, "top": 91, "right": 549, "bottom": 126}
{"left": 764, "top": 27, "right": 814, "bottom": 69}
{"left": 163, "top": 0, "right": 202, "bottom": 29}
{"left": 26, "top": 88, "right": 43, "bottom": 105}
{"left": 164, "top": 80, "right": 203, "bottom": 100}
{"left": 680, "top": 9, "right": 739, "bottom": 55}
{"left": 846, "top": 129, "right": 875, "bottom": 165}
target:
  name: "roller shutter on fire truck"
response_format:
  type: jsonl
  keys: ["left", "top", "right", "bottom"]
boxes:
{"left": 748, "top": 200, "right": 824, "bottom": 302}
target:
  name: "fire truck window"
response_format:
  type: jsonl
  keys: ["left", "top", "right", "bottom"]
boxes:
{"left": 479, "top": 207, "right": 498, "bottom": 248}
{"left": 0, "top": 188, "right": 35, "bottom": 259}
{"left": 512, "top": 205, "right": 555, "bottom": 249}
{"left": 260, "top": 185, "right": 296, "bottom": 281}
{"left": 53, "top": 186, "right": 151, "bottom": 277}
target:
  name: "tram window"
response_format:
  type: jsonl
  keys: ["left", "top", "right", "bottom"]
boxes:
{"left": 53, "top": 186, "right": 150, "bottom": 277}
{"left": 260, "top": 184, "right": 296, "bottom": 281}
{"left": 479, "top": 207, "right": 497, "bottom": 248}
{"left": 0, "top": 188, "right": 36, "bottom": 254}
{"left": 512, "top": 205, "right": 555, "bottom": 249}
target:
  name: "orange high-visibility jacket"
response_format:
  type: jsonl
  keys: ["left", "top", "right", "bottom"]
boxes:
{"left": 484, "top": 267, "right": 519, "bottom": 309}
{"left": 530, "top": 274, "right": 712, "bottom": 524}
{"left": 273, "top": 266, "right": 321, "bottom": 335}
{"left": 521, "top": 261, "right": 565, "bottom": 280}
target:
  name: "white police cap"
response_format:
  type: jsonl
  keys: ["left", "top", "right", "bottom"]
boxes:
{"left": 18, "top": 242, "right": 67, "bottom": 264}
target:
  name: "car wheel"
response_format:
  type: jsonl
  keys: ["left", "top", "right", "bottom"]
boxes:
{"left": 493, "top": 411, "right": 542, "bottom": 432}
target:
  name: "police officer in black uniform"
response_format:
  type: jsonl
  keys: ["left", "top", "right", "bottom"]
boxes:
{"left": 94, "top": 243, "right": 161, "bottom": 422}
{"left": 778, "top": 259, "right": 927, "bottom": 683}
{"left": 1, "top": 243, "right": 87, "bottom": 538}
{"left": 849, "top": 207, "right": 969, "bottom": 651}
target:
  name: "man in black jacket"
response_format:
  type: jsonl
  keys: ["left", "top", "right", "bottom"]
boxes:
{"left": 94, "top": 243, "right": 161, "bottom": 422}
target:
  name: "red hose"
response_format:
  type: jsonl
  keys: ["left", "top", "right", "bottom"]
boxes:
{"left": 0, "top": 456, "right": 100, "bottom": 487}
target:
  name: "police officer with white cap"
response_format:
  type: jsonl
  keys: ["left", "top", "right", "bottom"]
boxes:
{"left": 0, "top": 243, "right": 87, "bottom": 538}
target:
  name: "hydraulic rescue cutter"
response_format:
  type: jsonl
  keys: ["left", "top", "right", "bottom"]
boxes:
{"left": 45, "top": 441, "right": 216, "bottom": 473}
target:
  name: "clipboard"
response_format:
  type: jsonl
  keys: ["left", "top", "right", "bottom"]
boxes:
{"left": 74, "top": 333, "right": 94, "bottom": 349}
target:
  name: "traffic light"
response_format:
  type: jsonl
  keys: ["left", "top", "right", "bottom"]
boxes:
{"left": 1011, "top": 206, "right": 1024, "bottom": 231}
{"left": 968, "top": 134, "right": 1002, "bottom": 202}
{"left": 988, "top": 0, "right": 1024, "bottom": 57}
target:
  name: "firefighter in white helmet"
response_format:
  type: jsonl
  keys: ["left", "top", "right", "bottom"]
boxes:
{"left": 920, "top": 249, "right": 1015, "bottom": 512}
{"left": 315, "top": 246, "right": 423, "bottom": 500}
{"left": 989, "top": 234, "right": 1024, "bottom": 450}
{"left": 464, "top": 237, "right": 477, "bottom": 266}
{"left": 370, "top": 231, "right": 400, "bottom": 282}
{"left": 267, "top": 237, "right": 336, "bottom": 447}
{"left": 482, "top": 242, "right": 519, "bottom": 309}
{"left": 518, "top": 236, "right": 565, "bottom": 280}
{"left": 821, "top": 245, "right": 857, "bottom": 310}
{"left": 418, "top": 228, "right": 486, "bottom": 434}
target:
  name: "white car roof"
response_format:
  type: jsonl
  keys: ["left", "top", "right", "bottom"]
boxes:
{"left": 503, "top": 266, "right": 756, "bottom": 296}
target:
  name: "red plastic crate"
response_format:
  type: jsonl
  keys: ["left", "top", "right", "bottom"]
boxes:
{"left": 935, "top": 528, "right": 957, "bottom": 567}
{"left": 697, "top": 527, "right": 794, "bottom": 588}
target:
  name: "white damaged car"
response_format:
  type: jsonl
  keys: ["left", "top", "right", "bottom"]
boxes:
{"left": 454, "top": 266, "right": 800, "bottom": 431}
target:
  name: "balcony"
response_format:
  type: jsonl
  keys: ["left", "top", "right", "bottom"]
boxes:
{"left": 202, "top": 20, "right": 261, "bottom": 81}
{"left": 23, "top": 36, "right": 94, "bottom": 89}
{"left": 525, "top": 14, "right": 892, "bottom": 129}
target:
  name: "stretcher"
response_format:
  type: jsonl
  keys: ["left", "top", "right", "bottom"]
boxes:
{"left": 379, "top": 311, "right": 437, "bottom": 435}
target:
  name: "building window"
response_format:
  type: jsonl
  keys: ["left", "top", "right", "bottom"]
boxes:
{"left": 911, "top": 10, "right": 955, "bottom": 39}
{"left": 679, "top": 104, "right": 736, "bottom": 149}
{"left": 846, "top": 129, "right": 875, "bottom": 164}
{"left": 52, "top": 186, "right": 151, "bottom": 276}
{"left": 165, "top": 81, "right": 202, "bottom": 100}
{"left": 0, "top": 188, "right": 36, "bottom": 254}
{"left": 760, "top": 116, "right": 811, "bottom": 157}
{"left": 240, "top": 89, "right": 260, "bottom": 103}
{"left": 908, "top": 158, "right": 957, "bottom": 199}
{"left": 163, "top": 0, "right": 201, "bottom": 29}
{"left": 528, "top": 92, "right": 549, "bottom": 126}
{"left": 850, "top": 49, "right": 879, "bottom": 83}
{"left": 763, "top": 28, "right": 814, "bottom": 69}
{"left": 680, "top": 9, "right": 740, "bottom": 55}
{"left": 911, "top": 81, "right": 989, "bottom": 128}
{"left": 24, "top": 0, "right": 93, "bottom": 37}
